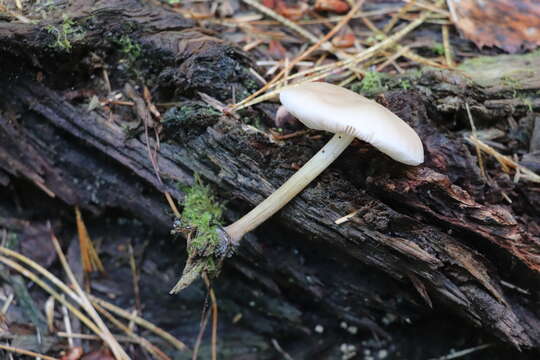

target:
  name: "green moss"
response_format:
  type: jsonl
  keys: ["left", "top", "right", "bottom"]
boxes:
{"left": 180, "top": 175, "right": 223, "bottom": 256}
{"left": 432, "top": 42, "right": 445, "bottom": 56}
{"left": 399, "top": 79, "right": 412, "bottom": 90}
{"left": 115, "top": 35, "right": 142, "bottom": 64}
{"left": 350, "top": 71, "right": 387, "bottom": 96}
{"left": 162, "top": 102, "right": 221, "bottom": 141}
{"left": 46, "top": 15, "right": 85, "bottom": 52}
{"left": 170, "top": 175, "right": 228, "bottom": 293}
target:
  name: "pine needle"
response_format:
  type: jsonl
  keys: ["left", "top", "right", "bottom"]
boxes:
{"left": 467, "top": 137, "right": 540, "bottom": 183}
{"left": 231, "top": 0, "right": 365, "bottom": 111}
{"left": 49, "top": 228, "right": 130, "bottom": 360}
{"left": 442, "top": 24, "right": 455, "bottom": 67}
{"left": 88, "top": 295, "right": 188, "bottom": 351}
{"left": 235, "top": 11, "right": 430, "bottom": 110}
{"left": 75, "top": 206, "right": 105, "bottom": 274}
{"left": 0, "top": 343, "right": 59, "bottom": 360}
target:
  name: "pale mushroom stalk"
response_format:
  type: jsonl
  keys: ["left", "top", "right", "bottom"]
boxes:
{"left": 224, "top": 132, "right": 355, "bottom": 243}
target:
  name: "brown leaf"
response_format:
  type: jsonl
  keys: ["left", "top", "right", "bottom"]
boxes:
{"left": 315, "top": 0, "right": 350, "bottom": 14}
{"left": 262, "top": 0, "right": 276, "bottom": 9}
{"left": 20, "top": 223, "right": 57, "bottom": 268}
{"left": 276, "top": 0, "right": 308, "bottom": 20}
{"left": 61, "top": 347, "right": 84, "bottom": 360}
{"left": 448, "top": 0, "right": 540, "bottom": 53}
{"left": 268, "top": 40, "right": 287, "bottom": 59}
{"left": 81, "top": 348, "right": 115, "bottom": 360}
{"left": 332, "top": 33, "right": 356, "bottom": 48}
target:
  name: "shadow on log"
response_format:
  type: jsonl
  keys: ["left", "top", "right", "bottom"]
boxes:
{"left": 1, "top": 0, "right": 540, "bottom": 358}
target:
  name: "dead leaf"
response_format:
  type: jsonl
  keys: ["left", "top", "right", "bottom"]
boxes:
{"left": 447, "top": 0, "right": 540, "bottom": 53}
{"left": 75, "top": 206, "right": 105, "bottom": 274}
{"left": 332, "top": 32, "right": 355, "bottom": 48}
{"left": 276, "top": 0, "right": 308, "bottom": 20}
{"left": 262, "top": 0, "right": 276, "bottom": 9}
{"left": 315, "top": 0, "right": 350, "bottom": 14}
{"left": 81, "top": 348, "right": 115, "bottom": 360}
{"left": 61, "top": 347, "right": 84, "bottom": 360}
{"left": 20, "top": 223, "right": 56, "bottom": 268}
{"left": 268, "top": 40, "right": 287, "bottom": 59}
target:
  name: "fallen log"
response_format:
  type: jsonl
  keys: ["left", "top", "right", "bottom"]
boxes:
{"left": 1, "top": 0, "right": 539, "bottom": 357}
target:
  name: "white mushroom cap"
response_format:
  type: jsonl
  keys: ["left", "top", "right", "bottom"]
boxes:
{"left": 279, "top": 82, "right": 424, "bottom": 166}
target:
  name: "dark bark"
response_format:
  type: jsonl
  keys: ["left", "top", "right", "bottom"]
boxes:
{"left": 1, "top": 0, "right": 539, "bottom": 357}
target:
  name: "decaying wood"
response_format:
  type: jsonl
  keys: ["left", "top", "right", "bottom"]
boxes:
{"left": 1, "top": 0, "right": 540, "bottom": 356}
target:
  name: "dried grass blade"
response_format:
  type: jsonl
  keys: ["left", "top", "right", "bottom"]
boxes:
{"left": 49, "top": 229, "right": 130, "bottom": 360}
{"left": 467, "top": 137, "right": 540, "bottom": 183}
{"left": 231, "top": 0, "right": 365, "bottom": 111}
{"left": 75, "top": 206, "right": 105, "bottom": 274}
{"left": 0, "top": 343, "right": 59, "bottom": 360}
{"left": 88, "top": 295, "right": 188, "bottom": 351}
{"left": 93, "top": 303, "right": 171, "bottom": 360}
{"left": 0, "top": 255, "right": 102, "bottom": 336}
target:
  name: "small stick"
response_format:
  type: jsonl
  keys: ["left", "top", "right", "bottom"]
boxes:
{"left": 270, "top": 129, "right": 310, "bottom": 141}
{"left": 383, "top": 0, "right": 416, "bottom": 33}
{"left": 202, "top": 274, "right": 218, "bottom": 360}
{"left": 58, "top": 332, "right": 139, "bottom": 343}
{"left": 93, "top": 303, "right": 171, "bottom": 360}
{"left": 404, "top": 0, "right": 450, "bottom": 17}
{"left": 236, "top": 12, "right": 429, "bottom": 110}
{"left": 429, "top": 343, "right": 492, "bottom": 360}
{"left": 442, "top": 24, "right": 455, "bottom": 67}
{"left": 0, "top": 344, "right": 58, "bottom": 360}
{"left": 467, "top": 137, "right": 540, "bottom": 183}
{"left": 0, "top": 255, "right": 102, "bottom": 338}
{"left": 88, "top": 295, "right": 188, "bottom": 351}
{"left": 50, "top": 229, "right": 130, "bottom": 360}
{"left": 335, "top": 210, "right": 359, "bottom": 225}
{"left": 231, "top": 0, "right": 365, "bottom": 111}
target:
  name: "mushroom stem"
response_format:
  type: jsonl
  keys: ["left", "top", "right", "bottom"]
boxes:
{"left": 224, "top": 133, "right": 355, "bottom": 243}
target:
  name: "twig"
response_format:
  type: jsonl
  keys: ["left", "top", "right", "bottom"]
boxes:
{"left": 465, "top": 102, "right": 486, "bottom": 179}
{"left": 75, "top": 206, "right": 105, "bottom": 274}
{"left": 88, "top": 295, "right": 188, "bottom": 351}
{"left": 61, "top": 301, "right": 74, "bottom": 348}
{"left": 128, "top": 241, "right": 141, "bottom": 313}
{"left": 466, "top": 137, "right": 540, "bottom": 183}
{"left": 362, "top": 16, "right": 446, "bottom": 69}
{"left": 383, "top": 0, "right": 416, "bottom": 33}
{"left": 404, "top": 0, "right": 450, "bottom": 17}
{"left": 93, "top": 303, "right": 171, "bottom": 360}
{"left": 241, "top": 0, "right": 319, "bottom": 44}
{"left": 334, "top": 209, "right": 359, "bottom": 225}
{"left": 164, "top": 192, "right": 181, "bottom": 218}
{"left": 231, "top": 0, "right": 365, "bottom": 111}
{"left": 0, "top": 255, "right": 102, "bottom": 337}
{"left": 270, "top": 129, "right": 310, "bottom": 141}
{"left": 271, "top": 339, "right": 294, "bottom": 360}
{"left": 191, "top": 297, "right": 211, "bottom": 360}
{"left": 0, "top": 344, "right": 58, "bottom": 360}
{"left": 202, "top": 274, "right": 218, "bottom": 360}
{"left": 429, "top": 343, "right": 492, "bottom": 360}
{"left": 49, "top": 228, "right": 130, "bottom": 360}
{"left": 442, "top": 24, "right": 455, "bottom": 67}
{"left": 235, "top": 11, "right": 429, "bottom": 110}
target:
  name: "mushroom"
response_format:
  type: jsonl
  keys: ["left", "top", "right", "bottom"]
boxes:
{"left": 224, "top": 81, "right": 424, "bottom": 243}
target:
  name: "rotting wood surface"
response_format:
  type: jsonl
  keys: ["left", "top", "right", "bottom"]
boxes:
{"left": 0, "top": 0, "right": 540, "bottom": 356}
